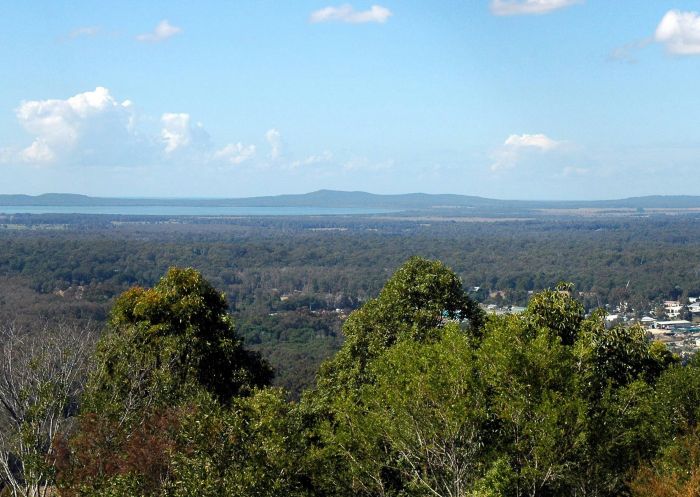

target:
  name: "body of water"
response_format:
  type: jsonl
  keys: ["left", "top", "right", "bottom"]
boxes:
{"left": 0, "top": 205, "right": 395, "bottom": 216}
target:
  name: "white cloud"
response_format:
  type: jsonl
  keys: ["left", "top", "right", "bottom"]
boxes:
{"left": 214, "top": 143, "right": 257, "bottom": 165}
{"left": 289, "top": 151, "right": 333, "bottom": 169}
{"left": 654, "top": 10, "right": 700, "bottom": 55}
{"left": 491, "top": 133, "right": 563, "bottom": 171}
{"left": 266, "top": 128, "right": 282, "bottom": 159}
{"left": 20, "top": 140, "right": 54, "bottom": 163}
{"left": 136, "top": 20, "right": 182, "bottom": 43}
{"left": 310, "top": 4, "right": 392, "bottom": 24}
{"left": 68, "top": 26, "right": 101, "bottom": 39}
{"left": 161, "top": 113, "right": 190, "bottom": 153}
{"left": 15, "top": 87, "right": 136, "bottom": 164}
{"left": 562, "top": 165, "right": 589, "bottom": 176}
{"left": 608, "top": 38, "right": 652, "bottom": 64}
{"left": 161, "top": 113, "right": 209, "bottom": 154}
{"left": 5, "top": 88, "right": 332, "bottom": 174}
{"left": 490, "top": 0, "right": 582, "bottom": 16}
{"left": 504, "top": 133, "right": 561, "bottom": 151}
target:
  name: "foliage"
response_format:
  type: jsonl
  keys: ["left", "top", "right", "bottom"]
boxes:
{"left": 309, "top": 270, "right": 678, "bottom": 497}
{"left": 3, "top": 252, "right": 700, "bottom": 496}
{"left": 524, "top": 282, "right": 584, "bottom": 345}
{"left": 55, "top": 407, "right": 182, "bottom": 496}
{"left": 56, "top": 268, "right": 283, "bottom": 496}
{"left": 82, "top": 267, "right": 272, "bottom": 422}
{"left": 58, "top": 390, "right": 309, "bottom": 497}
{"left": 0, "top": 323, "right": 94, "bottom": 497}
{"left": 3, "top": 214, "right": 700, "bottom": 393}
{"left": 164, "top": 389, "right": 310, "bottom": 497}
{"left": 629, "top": 428, "right": 700, "bottom": 497}
{"left": 315, "top": 256, "right": 483, "bottom": 397}
{"left": 338, "top": 325, "right": 490, "bottom": 496}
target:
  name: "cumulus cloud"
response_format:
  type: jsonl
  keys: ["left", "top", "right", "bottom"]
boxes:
{"left": 491, "top": 133, "right": 563, "bottom": 171}
{"left": 136, "top": 20, "right": 182, "bottom": 43}
{"left": 266, "top": 128, "right": 283, "bottom": 159}
{"left": 161, "top": 113, "right": 209, "bottom": 154}
{"left": 490, "top": 0, "right": 582, "bottom": 16}
{"left": 5, "top": 88, "right": 336, "bottom": 174}
{"left": 310, "top": 4, "right": 392, "bottom": 24}
{"left": 214, "top": 143, "right": 257, "bottom": 165}
{"left": 610, "top": 10, "right": 700, "bottom": 62}
{"left": 655, "top": 10, "right": 700, "bottom": 55}
{"left": 21, "top": 140, "right": 54, "bottom": 163}
{"left": 10, "top": 87, "right": 216, "bottom": 167}
{"left": 15, "top": 87, "right": 136, "bottom": 164}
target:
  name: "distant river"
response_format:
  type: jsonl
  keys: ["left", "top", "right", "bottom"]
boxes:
{"left": 0, "top": 205, "right": 396, "bottom": 216}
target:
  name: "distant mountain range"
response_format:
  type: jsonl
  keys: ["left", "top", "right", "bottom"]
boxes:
{"left": 1, "top": 190, "right": 700, "bottom": 211}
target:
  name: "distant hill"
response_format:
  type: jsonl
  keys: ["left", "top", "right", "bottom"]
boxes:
{"left": 1, "top": 190, "right": 700, "bottom": 212}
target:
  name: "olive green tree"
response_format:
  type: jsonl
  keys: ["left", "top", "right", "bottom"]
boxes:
{"left": 82, "top": 266, "right": 272, "bottom": 420}
{"left": 60, "top": 267, "right": 275, "bottom": 496}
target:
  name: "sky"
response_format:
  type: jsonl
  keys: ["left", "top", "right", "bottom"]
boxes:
{"left": 1, "top": 0, "right": 700, "bottom": 200}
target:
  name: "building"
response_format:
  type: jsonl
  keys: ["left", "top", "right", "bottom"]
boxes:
{"left": 663, "top": 300, "right": 683, "bottom": 318}
{"left": 640, "top": 316, "right": 656, "bottom": 327}
{"left": 655, "top": 320, "right": 692, "bottom": 330}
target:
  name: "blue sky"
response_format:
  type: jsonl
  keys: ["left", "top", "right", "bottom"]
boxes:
{"left": 1, "top": 1, "right": 700, "bottom": 199}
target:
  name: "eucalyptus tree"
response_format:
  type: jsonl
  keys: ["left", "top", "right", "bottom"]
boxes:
{"left": 0, "top": 322, "right": 94, "bottom": 497}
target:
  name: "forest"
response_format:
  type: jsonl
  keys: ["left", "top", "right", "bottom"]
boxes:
{"left": 0, "top": 256, "right": 699, "bottom": 496}
{"left": 2, "top": 213, "right": 700, "bottom": 395}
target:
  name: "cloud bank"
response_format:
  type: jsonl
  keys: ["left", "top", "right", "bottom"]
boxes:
{"left": 3, "top": 88, "right": 401, "bottom": 193}
{"left": 4, "top": 87, "right": 262, "bottom": 169}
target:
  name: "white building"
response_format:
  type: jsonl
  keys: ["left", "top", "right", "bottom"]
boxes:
{"left": 663, "top": 300, "right": 683, "bottom": 318}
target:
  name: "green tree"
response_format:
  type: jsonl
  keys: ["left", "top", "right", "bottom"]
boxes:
{"left": 476, "top": 287, "right": 673, "bottom": 497}
{"left": 628, "top": 355, "right": 700, "bottom": 497}
{"left": 303, "top": 257, "right": 484, "bottom": 496}
{"left": 333, "top": 325, "right": 492, "bottom": 497}
{"left": 525, "top": 282, "right": 584, "bottom": 345}
{"left": 60, "top": 267, "right": 275, "bottom": 496}
{"left": 164, "top": 389, "right": 311, "bottom": 497}
{"left": 315, "top": 256, "right": 483, "bottom": 397}
{"left": 477, "top": 312, "right": 587, "bottom": 497}
{"left": 83, "top": 267, "right": 272, "bottom": 420}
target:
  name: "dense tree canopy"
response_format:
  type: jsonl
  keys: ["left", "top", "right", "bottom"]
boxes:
{"left": 302, "top": 263, "right": 686, "bottom": 497}
{"left": 83, "top": 267, "right": 272, "bottom": 419}
{"left": 57, "top": 268, "right": 275, "bottom": 496}
{"left": 3, "top": 214, "right": 700, "bottom": 395}
{"left": 315, "top": 256, "right": 483, "bottom": 397}
{"left": 2, "top": 258, "right": 700, "bottom": 497}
